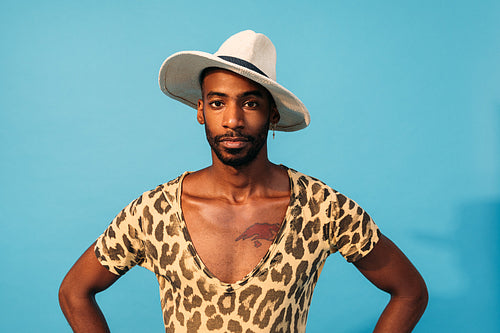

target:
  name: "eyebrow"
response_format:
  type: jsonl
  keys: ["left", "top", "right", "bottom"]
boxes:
{"left": 206, "top": 90, "right": 264, "bottom": 99}
{"left": 241, "top": 90, "right": 264, "bottom": 98}
{"left": 206, "top": 92, "right": 227, "bottom": 98}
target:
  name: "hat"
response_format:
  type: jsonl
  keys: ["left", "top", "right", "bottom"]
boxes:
{"left": 158, "top": 30, "right": 310, "bottom": 132}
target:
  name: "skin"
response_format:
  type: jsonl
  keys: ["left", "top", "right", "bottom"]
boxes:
{"left": 59, "top": 242, "right": 118, "bottom": 332}
{"left": 183, "top": 69, "right": 288, "bottom": 283}
{"left": 59, "top": 68, "right": 428, "bottom": 332}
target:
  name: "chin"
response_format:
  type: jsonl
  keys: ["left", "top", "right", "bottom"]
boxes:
{"left": 214, "top": 149, "right": 257, "bottom": 167}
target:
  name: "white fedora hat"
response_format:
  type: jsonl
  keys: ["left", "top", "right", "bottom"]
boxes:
{"left": 158, "top": 30, "right": 310, "bottom": 132}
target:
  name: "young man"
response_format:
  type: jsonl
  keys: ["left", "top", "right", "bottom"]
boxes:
{"left": 59, "top": 30, "right": 428, "bottom": 332}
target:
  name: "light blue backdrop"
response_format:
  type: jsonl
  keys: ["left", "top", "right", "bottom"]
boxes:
{"left": 1, "top": 1, "right": 498, "bottom": 332}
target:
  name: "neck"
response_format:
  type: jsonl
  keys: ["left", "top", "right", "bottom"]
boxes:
{"left": 206, "top": 148, "right": 280, "bottom": 203}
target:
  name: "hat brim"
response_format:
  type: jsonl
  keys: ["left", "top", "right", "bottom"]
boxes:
{"left": 158, "top": 51, "right": 310, "bottom": 132}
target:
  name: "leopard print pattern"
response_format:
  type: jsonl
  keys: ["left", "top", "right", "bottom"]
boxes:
{"left": 95, "top": 167, "right": 380, "bottom": 332}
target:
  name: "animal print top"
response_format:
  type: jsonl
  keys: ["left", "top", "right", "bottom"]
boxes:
{"left": 95, "top": 167, "right": 380, "bottom": 333}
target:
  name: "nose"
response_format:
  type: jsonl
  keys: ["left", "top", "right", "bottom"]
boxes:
{"left": 222, "top": 102, "right": 244, "bottom": 129}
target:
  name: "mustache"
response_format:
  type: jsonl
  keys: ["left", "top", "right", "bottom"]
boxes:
{"left": 214, "top": 131, "right": 255, "bottom": 143}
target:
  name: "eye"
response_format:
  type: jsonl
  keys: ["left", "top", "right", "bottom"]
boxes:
{"left": 244, "top": 101, "right": 259, "bottom": 108}
{"left": 209, "top": 100, "right": 224, "bottom": 108}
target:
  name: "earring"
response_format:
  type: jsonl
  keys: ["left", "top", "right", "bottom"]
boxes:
{"left": 270, "top": 123, "right": 276, "bottom": 139}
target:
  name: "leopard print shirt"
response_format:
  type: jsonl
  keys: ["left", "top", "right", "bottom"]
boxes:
{"left": 95, "top": 167, "right": 380, "bottom": 333}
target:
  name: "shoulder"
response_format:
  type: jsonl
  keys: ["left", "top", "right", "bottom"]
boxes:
{"left": 122, "top": 172, "right": 186, "bottom": 218}
{"left": 284, "top": 167, "right": 343, "bottom": 225}
{"left": 287, "top": 167, "right": 339, "bottom": 201}
{"left": 287, "top": 167, "right": 365, "bottom": 213}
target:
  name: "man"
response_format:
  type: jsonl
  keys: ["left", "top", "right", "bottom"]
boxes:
{"left": 59, "top": 30, "right": 428, "bottom": 332}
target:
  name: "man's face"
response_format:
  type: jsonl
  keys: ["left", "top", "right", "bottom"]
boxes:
{"left": 197, "top": 69, "right": 279, "bottom": 167}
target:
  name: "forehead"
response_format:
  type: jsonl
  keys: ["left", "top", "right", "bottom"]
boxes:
{"left": 201, "top": 68, "right": 269, "bottom": 96}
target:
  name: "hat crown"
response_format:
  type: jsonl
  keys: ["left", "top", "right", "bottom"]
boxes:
{"left": 214, "top": 30, "right": 277, "bottom": 80}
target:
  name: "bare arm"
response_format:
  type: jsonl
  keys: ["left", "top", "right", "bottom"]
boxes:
{"left": 59, "top": 242, "right": 120, "bottom": 333}
{"left": 353, "top": 234, "right": 428, "bottom": 332}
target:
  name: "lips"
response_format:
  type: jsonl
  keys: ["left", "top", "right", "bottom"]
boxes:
{"left": 219, "top": 137, "right": 249, "bottom": 142}
{"left": 218, "top": 137, "right": 249, "bottom": 149}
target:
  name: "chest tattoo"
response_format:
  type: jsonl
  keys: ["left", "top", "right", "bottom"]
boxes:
{"left": 235, "top": 223, "right": 281, "bottom": 248}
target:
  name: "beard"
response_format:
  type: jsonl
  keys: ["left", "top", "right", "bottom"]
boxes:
{"left": 205, "top": 122, "right": 270, "bottom": 167}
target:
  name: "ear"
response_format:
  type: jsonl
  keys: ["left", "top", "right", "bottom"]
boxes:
{"left": 197, "top": 99, "right": 205, "bottom": 124}
{"left": 270, "top": 104, "right": 280, "bottom": 125}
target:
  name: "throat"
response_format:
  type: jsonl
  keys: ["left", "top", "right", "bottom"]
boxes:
{"left": 203, "top": 162, "right": 286, "bottom": 204}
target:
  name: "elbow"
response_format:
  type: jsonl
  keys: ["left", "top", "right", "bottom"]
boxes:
{"left": 58, "top": 278, "right": 73, "bottom": 313}
{"left": 412, "top": 273, "right": 429, "bottom": 314}
{"left": 58, "top": 276, "right": 93, "bottom": 313}
{"left": 416, "top": 281, "right": 429, "bottom": 314}
{"left": 390, "top": 276, "right": 429, "bottom": 316}
{"left": 399, "top": 278, "right": 429, "bottom": 316}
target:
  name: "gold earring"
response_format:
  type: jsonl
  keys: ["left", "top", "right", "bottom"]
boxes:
{"left": 271, "top": 123, "right": 276, "bottom": 139}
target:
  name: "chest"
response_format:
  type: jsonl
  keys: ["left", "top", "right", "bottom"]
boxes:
{"left": 181, "top": 196, "right": 290, "bottom": 284}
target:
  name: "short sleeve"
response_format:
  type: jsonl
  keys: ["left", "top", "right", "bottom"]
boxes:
{"left": 94, "top": 196, "right": 146, "bottom": 276}
{"left": 330, "top": 192, "right": 380, "bottom": 262}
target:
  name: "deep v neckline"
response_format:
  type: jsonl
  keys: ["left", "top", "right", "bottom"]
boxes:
{"left": 174, "top": 167, "right": 294, "bottom": 290}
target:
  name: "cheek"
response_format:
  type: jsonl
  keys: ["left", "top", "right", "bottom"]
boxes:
{"left": 249, "top": 112, "right": 271, "bottom": 128}
{"left": 201, "top": 112, "right": 220, "bottom": 128}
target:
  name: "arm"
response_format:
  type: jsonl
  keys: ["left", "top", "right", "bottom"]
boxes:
{"left": 353, "top": 234, "right": 428, "bottom": 332}
{"left": 59, "top": 242, "right": 120, "bottom": 333}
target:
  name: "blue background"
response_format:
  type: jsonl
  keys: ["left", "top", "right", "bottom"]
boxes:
{"left": 1, "top": 1, "right": 499, "bottom": 332}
